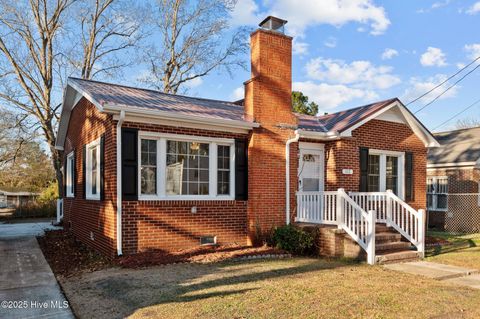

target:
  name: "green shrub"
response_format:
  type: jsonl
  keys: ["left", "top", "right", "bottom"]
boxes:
{"left": 270, "top": 225, "right": 314, "bottom": 255}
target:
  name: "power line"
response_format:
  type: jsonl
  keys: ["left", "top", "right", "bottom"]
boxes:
{"left": 414, "top": 62, "right": 480, "bottom": 114}
{"left": 406, "top": 55, "right": 480, "bottom": 106}
{"left": 432, "top": 97, "right": 480, "bottom": 131}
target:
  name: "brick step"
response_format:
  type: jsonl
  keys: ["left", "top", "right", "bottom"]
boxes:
{"left": 375, "top": 232, "right": 402, "bottom": 243}
{"left": 375, "top": 250, "right": 421, "bottom": 265}
{"left": 375, "top": 224, "right": 395, "bottom": 233}
{"left": 376, "top": 241, "right": 412, "bottom": 252}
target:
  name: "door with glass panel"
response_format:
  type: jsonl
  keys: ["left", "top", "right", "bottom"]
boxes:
{"left": 298, "top": 145, "right": 325, "bottom": 222}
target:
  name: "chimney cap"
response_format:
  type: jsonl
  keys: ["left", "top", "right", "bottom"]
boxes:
{"left": 259, "top": 16, "right": 288, "bottom": 34}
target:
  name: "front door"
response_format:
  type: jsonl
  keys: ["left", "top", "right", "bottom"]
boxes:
{"left": 298, "top": 143, "right": 324, "bottom": 192}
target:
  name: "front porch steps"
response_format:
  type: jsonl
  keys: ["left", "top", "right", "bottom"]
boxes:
{"left": 374, "top": 224, "right": 421, "bottom": 265}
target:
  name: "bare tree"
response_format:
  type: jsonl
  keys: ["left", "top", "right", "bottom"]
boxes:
{"left": 142, "top": 0, "right": 248, "bottom": 94}
{"left": 0, "top": 0, "right": 143, "bottom": 196}
{"left": 0, "top": 110, "right": 32, "bottom": 167}
{"left": 455, "top": 117, "right": 480, "bottom": 129}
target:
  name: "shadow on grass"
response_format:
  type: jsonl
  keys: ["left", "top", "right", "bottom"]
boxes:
{"left": 83, "top": 257, "right": 356, "bottom": 318}
{"left": 426, "top": 239, "right": 478, "bottom": 257}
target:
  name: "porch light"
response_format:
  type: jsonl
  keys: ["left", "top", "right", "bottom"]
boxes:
{"left": 259, "top": 16, "right": 287, "bottom": 34}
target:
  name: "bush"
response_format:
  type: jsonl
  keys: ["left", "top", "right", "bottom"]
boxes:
{"left": 13, "top": 201, "right": 56, "bottom": 218}
{"left": 270, "top": 225, "right": 314, "bottom": 255}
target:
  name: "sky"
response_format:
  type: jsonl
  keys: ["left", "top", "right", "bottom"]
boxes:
{"left": 130, "top": 0, "right": 480, "bottom": 132}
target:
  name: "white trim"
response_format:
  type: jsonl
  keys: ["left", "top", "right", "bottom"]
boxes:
{"left": 298, "top": 143, "right": 325, "bottom": 193}
{"left": 299, "top": 141, "right": 325, "bottom": 151}
{"left": 368, "top": 149, "right": 405, "bottom": 199}
{"left": 67, "top": 80, "right": 104, "bottom": 112}
{"left": 65, "top": 152, "right": 75, "bottom": 198}
{"left": 427, "top": 176, "right": 449, "bottom": 211}
{"left": 137, "top": 131, "right": 235, "bottom": 201}
{"left": 116, "top": 110, "right": 125, "bottom": 256}
{"left": 427, "top": 161, "right": 478, "bottom": 169}
{"left": 296, "top": 129, "right": 340, "bottom": 141}
{"left": 342, "top": 102, "right": 397, "bottom": 137}
{"left": 85, "top": 138, "right": 101, "bottom": 200}
{"left": 286, "top": 132, "right": 300, "bottom": 224}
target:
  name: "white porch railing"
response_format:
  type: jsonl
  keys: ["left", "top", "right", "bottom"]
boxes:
{"left": 296, "top": 189, "right": 426, "bottom": 263}
{"left": 56, "top": 198, "right": 64, "bottom": 223}
{"left": 350, "top": 190, "right": 425, "bottom": 257}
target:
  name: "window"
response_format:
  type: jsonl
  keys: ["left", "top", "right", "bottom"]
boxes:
{"left": 86, "top": 139, "right": 101, "bottom": 200}
{"left": 141, "top": 139, "right": 157, "bottom": 195}
{"left": 367, "top": 150, "right": 404, "bottom": 197}
{"left": 66, "top": 152, "right": 75, "bottom": 197}
{"left": 427, "top": 176, "right": 448, "bottom": 211}
{"left": 138, "top": 133, "right": 235, "bottom": 200}
{"left": 217, "top": 145, "right": 231, "bottom": 195}
{"left": 166, "top": 140, "right": 209, "bottom": 195}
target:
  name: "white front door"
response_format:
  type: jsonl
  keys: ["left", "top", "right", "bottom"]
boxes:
{"left": 298, "top": 143, "right": 324, "bottom": 192}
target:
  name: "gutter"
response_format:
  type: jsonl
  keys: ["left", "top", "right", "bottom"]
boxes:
{"left": 116, "top": 110, "right": 125, "bottom": 256}
{"left": 286, "top": 131, "right": 300, "bottom": 225}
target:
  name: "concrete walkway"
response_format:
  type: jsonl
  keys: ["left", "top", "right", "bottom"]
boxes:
{"left": 385, "top": 261, "right": 480, "bottom": 289}
{"left": 0, "top": 221, "right": 74, "bottom": 319}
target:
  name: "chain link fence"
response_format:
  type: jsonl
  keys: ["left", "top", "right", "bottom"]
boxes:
{"left": 428, "top": 193, "right": 480, "bottom": 233}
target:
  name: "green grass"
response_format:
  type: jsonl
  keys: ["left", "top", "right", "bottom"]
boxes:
{"left": 60, "top": 258, "right": 480, "bottom": 319}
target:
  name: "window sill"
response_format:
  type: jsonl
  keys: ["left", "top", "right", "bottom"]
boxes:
{"left": 86, "top": 196, "right": 101, "bottom": 201}
{"left": 66, "top": 195, "right": 75, "bottom": 198}
{"left": 427, "top": 208, "right": 448, "bottom": 212}
{"left": 138, "top": 195, "right": 235, "bottom": 201}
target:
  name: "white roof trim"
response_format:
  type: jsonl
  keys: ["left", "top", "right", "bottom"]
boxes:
{"left": 296, "top": 129, "right": 341, "bottom": 140}
{"left": 340, "top": 100, "right": 439, "bottom": 148}
{"left": 427, "top": 160, "right": 480, "bottom": 169}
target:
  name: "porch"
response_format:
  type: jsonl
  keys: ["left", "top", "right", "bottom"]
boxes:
{"left": 295, "top": 189, "right": 426, "bottom": 264}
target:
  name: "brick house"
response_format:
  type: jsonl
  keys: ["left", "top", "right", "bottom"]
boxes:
{"left": 55, "top": 17, "right": 439, "bottom": 264}
{"left": 427, "top": 126, "right": 480, "bottom": 233}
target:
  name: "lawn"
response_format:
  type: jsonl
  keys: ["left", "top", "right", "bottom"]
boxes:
{"left": 60, "top": 257, "right": 480, "bottom": 319}
{"left": 426, "top": 231, "right": 480, "bottom": 269}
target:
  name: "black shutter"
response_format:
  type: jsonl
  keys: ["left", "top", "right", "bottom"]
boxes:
{"left": 359, "top": 147, "right": 369, "bottom": 192}
{"left": 82, "top": 145, "right": 87, "bottom": 199}
{"left": 235, "top": 139, "right": 248, "bottom": 200}
{"left": 100, "top": 134, "right": 105, "bottom": 200}
{"left": 63, "top": 156, "right": 67, "bottom": 198}
{"left": 405, "top": 152, "right": 414, "bottom": 201}
{"left": 122, "top": 128, "right": 138, "bottom": 201}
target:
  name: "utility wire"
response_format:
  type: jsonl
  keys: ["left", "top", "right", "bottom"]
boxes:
{"left": 432, "top": 97, "right": 480, "bottom": 131}
{"left": 406, "top": 55, "right": 480, "bottom": 106}
{"left": 414, "top": 63, "right": 480, "bottom": 114}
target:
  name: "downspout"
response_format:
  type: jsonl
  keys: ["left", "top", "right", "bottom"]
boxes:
{"left": 116, "top": 110, "right": 125, "bottom": 256}
{"left": 286, "top": 131, "right": 300, "bottom": 225}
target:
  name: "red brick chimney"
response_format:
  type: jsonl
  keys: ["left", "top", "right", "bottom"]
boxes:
{"left": 244, "top": 16, "right": 298, "bottom": 244}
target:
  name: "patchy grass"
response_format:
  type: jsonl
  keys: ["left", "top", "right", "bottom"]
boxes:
{"left": 427, "top": 247, "right": 480, "bottom": 270}
{"left": 425, "top": 231, "right": 480, "bottom": 269}
{"left": 60, "top": 258, "right": 480, "bottom": 319}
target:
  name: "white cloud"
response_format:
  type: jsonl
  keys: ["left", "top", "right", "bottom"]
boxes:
{"left": 184, "top": 77, "right": 203, "bottom": 89}
{"left": 381, "top": 48, "right": 398, "bottom": 60}
{"left": 464, "top": 43, "right": 480, "bottom": 60}
{"left": 231, "top": 0, "right": 390, "bottom": 36}
{"left": 293, "top": 39, "right": 309, "bottom": 55}
{"left": 230, "top": 86, "right": 244, "bottom": 101}
{"left": 402, "top": 74, "right": 459, "bottom": 103}
{"left": 293, "top": 81, "right": 378, "bottom": 110}
{"left": 420, "top": 47, "right": 447, "bottom": 67}
{"left": 417, "top": 0, "right": 450, "bottom": 13}
{"left": 324, "top": 37, "right": 337, "bottom": 48}
{"left": 466, "top": 1, "right": 480, "bottom": 15}
{"left": 305, "top": 57, "right": 401, "bottom": 89}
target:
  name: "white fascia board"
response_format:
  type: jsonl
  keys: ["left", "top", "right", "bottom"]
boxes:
{"left": 105, "top": 104, "right": 259, "bottom": 132}
{"left": 340, "top": 101, "right": 398, "bottom": 137}
{"left": 427, "top": 161, "right": 478, "bottom": 168}
{"left": 296, "top": 129, "right": 340, "bottom": 140}
{"left": 67, "top": 79, "right": 104, "bottom": 112}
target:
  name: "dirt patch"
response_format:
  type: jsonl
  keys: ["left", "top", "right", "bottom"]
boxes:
{"left": 426, "top": 236, "right": 450, "bottom": 247}
{"left": 37, "top": 229, "right": 113, "bottom": 278}
{"left": 118, "top": 245, "right": 288, "bottom": 268}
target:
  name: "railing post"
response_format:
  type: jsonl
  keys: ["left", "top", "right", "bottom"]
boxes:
{"left": 337, "top": 188, "right": 344, "bottom": 229}
{"left": 386, "top": 190, "right": 392, "bottom": 227}
{"left": 367, "top": 209, "right": 376, "bottom": 265}
{"left": 417, "top": 209, "right": 426, "bottom": 258}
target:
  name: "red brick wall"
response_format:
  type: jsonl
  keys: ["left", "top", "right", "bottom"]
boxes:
{"left": 119, "top": 122, "right": 249, "bottom": 254}
{"left": 427, "top": 167, "right": 480, "bottom": 193}
{"left": 63, "top": 98, "right": 117, "bottom": 257}
{"left": 244, "top": 29, "right": 298, "bottom": 243}
{"left": 296, "top": 119, "right": 427, "bottom": 211}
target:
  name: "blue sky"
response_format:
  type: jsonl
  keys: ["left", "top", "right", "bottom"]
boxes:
{"left": 131, "top": 0, "right": 480, "bottom": 132}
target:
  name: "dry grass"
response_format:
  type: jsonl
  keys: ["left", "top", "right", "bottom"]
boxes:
{"left": 427, "top": 247, "right": 480, "bottom": 270}
{"left": 60, "top": 258, "right": 480, "bottom": 319}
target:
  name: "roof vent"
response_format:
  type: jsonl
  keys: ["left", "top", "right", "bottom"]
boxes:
{"left": 259, "top": 16, "right": 287, "bottom": 34}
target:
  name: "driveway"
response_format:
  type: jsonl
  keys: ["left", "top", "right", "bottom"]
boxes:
{"left": 0, "top": 220, "right": 74, "bottom": 319}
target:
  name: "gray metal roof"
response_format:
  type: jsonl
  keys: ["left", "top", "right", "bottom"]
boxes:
{"left": 296, "top": 98, "right": 398, "bottom": 132}
{"left": 69, "top": 77, "right": 254, "bottom": 123}
{"left": 428, "top": 126, "right": 480, "bottom": 165}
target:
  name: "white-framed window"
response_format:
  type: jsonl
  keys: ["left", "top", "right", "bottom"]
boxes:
{"left": 66, "top": 152, "right": 75, "bottom": 198}
{"left": 138, "top": 132, "right": 235, "bottom": 200}
{"left": 86, "top": 138, "right": 101, "bottom": 200}
{"left": 427, "top": 176, "right": 448, "bottom": 211}
{"left": 367, "top": 149, "right": 405, "bottom": 198}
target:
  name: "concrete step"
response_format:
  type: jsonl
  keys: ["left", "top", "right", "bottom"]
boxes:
{"left": 376, "top": 250, "right": 421, "bottom": 265}
{"left": 376, "top": 241, "right": 412, "bottom": 252}
{"left": 376, "top": 232, "right": 402, "bottom": 243}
